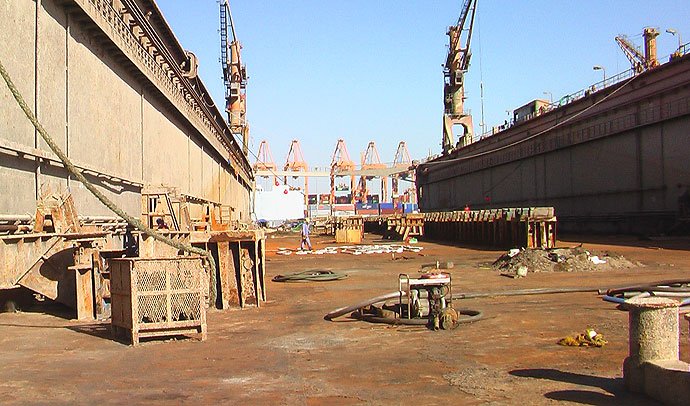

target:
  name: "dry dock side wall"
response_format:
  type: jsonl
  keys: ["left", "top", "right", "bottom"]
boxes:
{"left": 0, "top": 0, "right": 251, "bottom": 219}
{"left": 418, "top": 56, "right": 690, "bottom": 234}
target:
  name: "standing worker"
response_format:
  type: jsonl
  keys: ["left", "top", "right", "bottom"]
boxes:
{"left": 300, "top": 218, "right": 312, "bottom": 251}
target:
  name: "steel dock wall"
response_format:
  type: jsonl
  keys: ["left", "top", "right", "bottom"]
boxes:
{"left": 417, "top": 55, "right": 690, "bottom": 234}
{"left": 0, "top": 0, "right": 252, "bottom": 220}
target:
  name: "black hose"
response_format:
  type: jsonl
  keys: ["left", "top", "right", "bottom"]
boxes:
{"left": 324, "top": 291, "right": 400, "bottom": 320}
{"left": 355, "top": 308, "right": 483, "bottom": 326}
{"left": 452, "top": 287, "right": 601, "bottom": 299}
{"left": 272, "top": 270, "right": 348, "bottom": 283}
{"left": 603, "top": 279, "right": 690, "bottom": 307}
{"left": 605, "top": 279, "right": 690, "bottom": 296}
{"left": 325, "top": 279, "right": 690, "bottom": 325}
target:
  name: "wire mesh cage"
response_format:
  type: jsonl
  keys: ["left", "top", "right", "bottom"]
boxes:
{"left": 110, "top": 257, "right": 207, "bottom": 345}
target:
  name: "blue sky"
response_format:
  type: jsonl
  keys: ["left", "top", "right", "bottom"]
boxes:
{"left": 157, "top": 0, "right": 689, "bottom": 170}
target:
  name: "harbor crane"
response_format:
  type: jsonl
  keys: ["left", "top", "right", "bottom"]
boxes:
{"left": 615, "top": 27, "right": 660, "bottom": 74}
{"left": 220, "top": 0, "right": 249, "bottom": 155}
{"left": 254, "top": 140, "right": 277, "bottom": 173}
{"left": 442, "top": 0, "right": 477, "bottom": 155}
{"left": 253, "top": 140, "right": 277, "bottom": 185}
{"left": 284, "top": 140, "right": 309, "bottom": 206}
{"left": 356, "top": 142, "right": 387, "bottom": 203}
{"left": 330, "top": 139, "right": 357, "bottom": 205}
{"left": 391, "top": 141, "right": 413, "bottom": 200}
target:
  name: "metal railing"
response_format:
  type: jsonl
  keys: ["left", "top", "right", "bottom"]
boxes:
{"left": 477, "top": 44, "right": 690, "bottom": 141}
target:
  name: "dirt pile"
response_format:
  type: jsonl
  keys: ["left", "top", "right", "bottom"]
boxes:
{"left": 492, "top": 246, "right": 643, "bottom": 276}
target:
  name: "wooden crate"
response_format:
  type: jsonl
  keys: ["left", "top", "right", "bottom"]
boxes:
{"left": 109, "top": 257, "right": 207, "bottom": 345}
{"left": 334, "top": 216, "right": 363, "bottom": 243}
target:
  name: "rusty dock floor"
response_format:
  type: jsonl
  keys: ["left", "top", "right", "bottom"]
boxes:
{"left": 1, "top": 234, "right": 689, "bottom": 404}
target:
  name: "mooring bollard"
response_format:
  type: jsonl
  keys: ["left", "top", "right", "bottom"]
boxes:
{"left": 623, "top": 297, "right": 680, "bottom": 392}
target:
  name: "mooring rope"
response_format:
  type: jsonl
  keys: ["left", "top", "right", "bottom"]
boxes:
{"left": 0, "top": 59, "right": 218, "bottom": 305}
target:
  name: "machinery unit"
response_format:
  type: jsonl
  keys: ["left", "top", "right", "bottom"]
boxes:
{"left": 399, "top": 272, "right": 458, "bottom": 330}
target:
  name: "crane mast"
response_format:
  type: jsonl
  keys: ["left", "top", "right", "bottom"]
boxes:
{"left": 442, "top": 0, "right": 477, "bottom": 155}
{"left": 220, "top": 0, "right": 249, "bottom": 155}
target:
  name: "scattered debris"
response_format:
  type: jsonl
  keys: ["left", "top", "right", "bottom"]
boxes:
{"left": 492, "top": 246, "right": 641, "bottom": 276}
{"left": 275, "top": 244, "right": 424, "bottom": 256}
{"left": 421, "top": 261, "right": 454, "bottom": 270}
{"left": 589, "top": 255, "right": 606, "bottom": 265}
{"left": 558, "top": 328, "right": 607, "bottom": 347}
{"left": 516, "top": 266, "right": 528, "bottom": 278}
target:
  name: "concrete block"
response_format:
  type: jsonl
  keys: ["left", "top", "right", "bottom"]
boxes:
{"left": 643, "top": 360, "right": 690, "bottom": 406}
{"left": 626, "top": 297, "right": 679, "bottom": 365}
{"left": 623, "top": 356, "right": 645, "bottom": 393}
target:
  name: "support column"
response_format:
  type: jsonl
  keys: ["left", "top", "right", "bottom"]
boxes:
{"left": 623, "top": 297, "right": 679, "bottom": 392}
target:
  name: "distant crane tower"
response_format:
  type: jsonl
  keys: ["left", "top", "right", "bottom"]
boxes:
{"left": 356, "top": 142, "right": 387, "bottom": 203}
{"left": 253, "top": 140, "right": 277, "bottom": 184}
{"left": 442, "top": 0, "right": 478, "bottom": 155}
{"left": 284, "top": 140, "right": 309, "bottom": 206}
{"left": 391, "top": 141, "right": 412, "bottom": 199}
{"left": 254, "top": 140, "right": 277, "bottom": 172}
{"left": 220, "top": 0, "right": 249, "bottom": 155}
{"left": 615, "top": 27, "right": 660, "bottom": 74}
{"left": 330, "top": 139, "right": 356, "bottom": 205}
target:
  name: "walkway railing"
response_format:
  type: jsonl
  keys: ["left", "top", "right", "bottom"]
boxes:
{"left": 478, "top": 43, "right": 690, "bottom": 141}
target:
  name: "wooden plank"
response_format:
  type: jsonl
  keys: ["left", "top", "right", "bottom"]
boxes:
{"left": 235, "top": 242, "right": 244, "bottom": 307}
{"left": 258, "top": 238, "right": 266, "bottom": 302}
{"left": 239, "top": 246, "right": 256, "bottom": 307}
{"left": 217, "top": 241, "right": 239, "bottom": 308}
{"left": 253, "top": 239, "right": 261, "bottom": 307}
{"left": 73, "top": 266, "right": 95, "bottom": 321}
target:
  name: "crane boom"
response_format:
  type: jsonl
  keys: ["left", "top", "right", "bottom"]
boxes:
{"left": 220, "top": 0, "right": 249, "bottom": 155}
{"left": 615, "top": 35, "right": 645, "bottom": 73}
{"left": 615, "top": 28, "right": 660, "bottom": 74}
{"left": 446, "top": 0, "right": 477, "bottom": 72}
{"left": 442, "top": 0, "right": 477, "bottom": 155}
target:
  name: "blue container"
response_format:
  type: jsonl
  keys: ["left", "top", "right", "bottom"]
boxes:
{"left": 355, "top": 203, "right": 379, "bottom": 214}
{"left": 403, "top": 203, "right": 418, "bottom": 213}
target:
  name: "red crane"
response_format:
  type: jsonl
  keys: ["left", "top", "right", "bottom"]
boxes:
{"left": 391, "top": 141, "right": 412, "bottom": 201}
{"left": 284, "top": 140, "right": 309, "bottom": 206}
{"left": 356, "top": 142, "right": 387, "bottom": 203}
{"left": 254, "top": 140, "right": 277, "bottom": 173}
{"left": 330, "top": 139, "right": 356, "bottom": 205}
{"left": 220, "top": 1, "right": 249, "bottom": 155}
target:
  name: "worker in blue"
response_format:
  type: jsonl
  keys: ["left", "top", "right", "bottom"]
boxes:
{"left": 300, "top": 218, "right": 312, "bottom": 251}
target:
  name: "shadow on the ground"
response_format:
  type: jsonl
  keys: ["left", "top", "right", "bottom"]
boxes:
{"left": 509, "top": 368, "right": 660, "bottom": 405}
{"left": 67, "top": 323, "right": 127, "bottom": 344}
{"left": 68, "top": 323, "right": 201, "bottom": 346}
{"left": 0, "top": 321, "right": 67, "bottom": 329}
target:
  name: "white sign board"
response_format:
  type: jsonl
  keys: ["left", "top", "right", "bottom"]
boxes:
{"left": 254, "top": 186, "right": 305, "bottom": 221}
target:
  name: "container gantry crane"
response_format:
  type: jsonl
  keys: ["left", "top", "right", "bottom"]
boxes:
{"left": 254, "top": 140, "right": 277, "bottom": 183}
{"left": 356, "top": 142, "right": 387, "bottom": 203}
{"left": 284, "top": 140, "right": 309, "bottom": 206}
{"left": 220, "top": 0, "right": 249, "bottom": 155}
{"left": 442, "top": 0, "right": 477, "bottom": 155}
{"left": 391, "top": 141, "right": 412, "bottom": 200}
{"left": 330, "top": 139, "right": 356, "bottom": 205}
